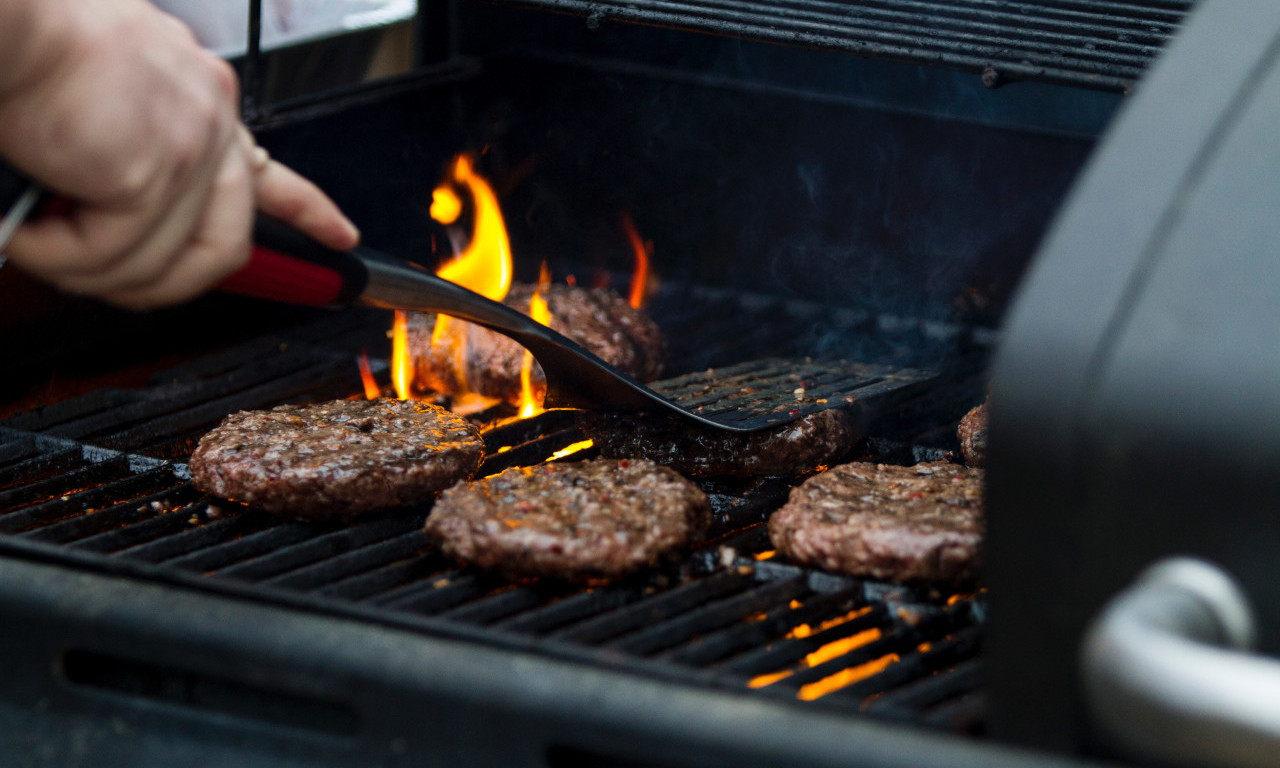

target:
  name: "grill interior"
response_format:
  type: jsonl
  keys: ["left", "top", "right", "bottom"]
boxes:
{"left": 0, "top": 283, "right": 989, "bottom": 735}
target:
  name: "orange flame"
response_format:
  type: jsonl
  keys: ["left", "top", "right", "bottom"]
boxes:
{"left": 376, "top": 153, "right": 519, "bottom": 411}
{"left": 620, "top": 212, "right": 651, "bottom": 309}
{"left": 357, "top": 351, "right": 381, "bottom": 400}
{"left": 433, "top": 154, "right": 512, "bottom": 302}
{"left": 518, "top": 262, "right": 553, "bottom": 418}
{"left": 425, "top": 154, "right": 516, "bottom": 407}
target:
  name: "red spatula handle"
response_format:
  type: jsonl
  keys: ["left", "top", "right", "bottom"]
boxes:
{"left": 217, "top": 215, "right": 368, "bottom": 307}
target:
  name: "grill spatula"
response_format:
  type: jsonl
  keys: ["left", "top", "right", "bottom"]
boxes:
{"left": 229, "top": 217, "right": 935, "bottom": 431}
{"left": 0, "top": 166, "right": 933, "bottom": 432}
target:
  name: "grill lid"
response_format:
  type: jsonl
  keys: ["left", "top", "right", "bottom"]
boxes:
{"left": 489, "top": 0, "right": 1193, "bottom": 91}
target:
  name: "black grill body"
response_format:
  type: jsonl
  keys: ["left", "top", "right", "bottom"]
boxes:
{"left": 0, "top": 0, "right": 1210, "bottom": 766}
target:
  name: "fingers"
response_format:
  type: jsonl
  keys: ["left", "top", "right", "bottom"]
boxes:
{"left": 99, "top": 134, "right": 256, "bottom": 309}
{"left": 254, "top": 156, "right": 360, "bottom": 251}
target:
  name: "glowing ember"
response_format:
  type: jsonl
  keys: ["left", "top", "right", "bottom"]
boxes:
{"left": 518, "top": 262, "right": 554, "bottom": 418}
{"left": 547, "top": 439, "right": 594, "bottom": 462}
{"left": 391, "top": 311, "right": 412, "bottom": 400}
{"left": 746, "top": 607, "right": 878, "bottom": 690}
{"left": 797, "top": 653, "right": 900, "bottom": 701}
{"left": 620, "top": 212, "right": 652, "bottom": 309}
{"left": 357, "top": 351, "right": 381, "bottom": 400}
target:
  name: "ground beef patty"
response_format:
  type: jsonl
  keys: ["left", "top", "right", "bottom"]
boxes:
{"left": 406, "top": 284, "right": 663, "bottom": 406}
{"left": 425, "top": 459, "right": 711, "bottom": 581}
{"left": 189, "top": 399, "right": 484, "bottom": 519}
{"left": 957, "top": 401, "right": 988, "bottom": 468}
{"left": 768, "top": 461, "right": 983, "bottom": 584}
{"left": 580, "top": 407, "right": 861, "bottom": 477}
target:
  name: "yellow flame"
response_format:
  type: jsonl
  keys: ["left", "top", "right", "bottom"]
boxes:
{"left": 434, "top": 154, "right": 512, "bottom": 302}
{"left": 391, "top": 311, "right": 412, "bottom": 400}
{"left": 417, "top": 153, "right": 517, "bottom": 405}
{"left": 517, "top": 262, "right": 553, "bottom": 418}
{"left": 430, "top": 186, "right": 462, "bottom": 225}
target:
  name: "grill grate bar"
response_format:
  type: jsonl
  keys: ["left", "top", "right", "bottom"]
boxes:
{"left": 607, "top": 576, "right": 812, "bottom": 657}
{"left": 71, "top": 497, "right": 208, "bottom": 554}
{"left": 262, "top": 530, "right": 433, "bottom": 592}
{"left": 0, "top": 449, "right": 98, "bottom": 506}
{"left": 316, "top": 548, "right": 455, "bottom": 601}
{"left": 764, "top": 603, "right": 971, "bottom": 690}
{"left": 376, "top": 570, "right": 506, "bottom": 614}
{"left": 824, "top": 624, "right": 983, "bottom": 703}
{"left": 498, "top": 0, "right": 1190, "bottom": 89}
{"left": 23, "top": 484, "right": 201, "bottom": 545}
{"left": 438, "top": 582, "right": 581, "bottom": 626}
{"left": 661, "top": 587, "right": 866, "bottom": 667}
{"left": 116, "top": 509, "right": 277, "bottom": 564}
{"left": 648, "top": 0, "right": 1167, "bottom": 64}
{"left": 210, "top": 515, "right": 422, "bottom": 582}
{"left": 551, "top": 569, "right": 757, "bottom": 645}
{"left": 864, "top": 657, "right": 984, "bottom": 716}
{"left": 2, "top": 389, "right": 139, "bottom": 434}
{"left": 491, "top": 583, "right": 650, "bottom": 636}
{"left": 650, "top": 359, "right": 933, "bottom": 430}
{"left": 0, "top": 463, "right": 176, "bottom": 534}
{"left": 25, "top": 352, "right": 339, "bottom": 442}
{"left": 95, "top": 359, "right": 361, "bottom": 453}
{"left": 717, "top": 602, "right": 887, "bottom": 676}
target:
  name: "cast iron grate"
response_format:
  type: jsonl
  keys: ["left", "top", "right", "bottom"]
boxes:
{"left": 489, "top": 0, "right": 1193, "bottom": 91}
{"left": 0, "top": 290, "right": 989, "bottom": 732}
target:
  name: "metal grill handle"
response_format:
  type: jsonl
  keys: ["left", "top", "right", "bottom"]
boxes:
{"left": 1081, "top": 557, "right": 1280, "bottom": 768}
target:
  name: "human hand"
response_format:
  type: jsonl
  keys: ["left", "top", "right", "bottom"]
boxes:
{"left": 0, "top": 0, "right": 359, "bottom": 310}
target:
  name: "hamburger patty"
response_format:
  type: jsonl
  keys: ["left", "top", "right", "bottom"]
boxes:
{"left": 768, "top": 461, "right": 983, "bottom": 584}
{"left": 425, "top": 459, "right": 711, "bottom": 581}
{"left": 189, "top": 399, "right": 484, "bottom": 519}
{"left": 957, "top": 400, "right": 988, "bottom": 468}
{"left": 580, "top": 407, "right": 861, "bottom": 477}
{"left": 406, "top": 284, "right": 663, "bottom": 405}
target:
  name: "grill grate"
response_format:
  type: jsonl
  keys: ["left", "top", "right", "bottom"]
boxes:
{"left": 0, "top": 289, "right": 989, "bottom": 732}
{"left": 489, "top": 0, "right": 1193, "bottom": 91}
{"left": 650, "top": 358, "right": 935, "bottom": 429}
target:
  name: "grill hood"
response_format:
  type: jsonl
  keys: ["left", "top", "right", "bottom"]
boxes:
{"left": 987, "top": 0, "right": 1280, "bottom": 760}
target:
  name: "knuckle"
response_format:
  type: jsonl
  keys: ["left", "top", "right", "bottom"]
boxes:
{"left": 205, "top": 56, "right": 241, "bottom": 102}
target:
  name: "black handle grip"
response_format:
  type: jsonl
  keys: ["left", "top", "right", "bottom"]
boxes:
{"left": 214, "top": 215, "right": 369, "bottom": 307}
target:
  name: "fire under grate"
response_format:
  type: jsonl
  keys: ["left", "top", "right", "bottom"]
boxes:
{"left": 0, "top": 293, "right": 989, "bottom": 734}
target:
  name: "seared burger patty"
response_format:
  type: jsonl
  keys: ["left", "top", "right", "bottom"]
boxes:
{"left": 768, "top": 461, "right": 983, "bottom": 584}
{"left": 581, "top": 407, "right": 861, "bottom": 477}
{"left": 407, "top": 284, "right": 663, "bottom": 405}
{"left": 425, "top": 459, "right": 710, "bottom": 581}
{"left": 189, "top": 399, "right": 484, "bottom": 519}
{"left": 957, "top": 400, "right": 988, "bottom": 468}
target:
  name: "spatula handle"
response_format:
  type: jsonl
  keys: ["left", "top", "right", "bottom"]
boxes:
{"left": 217, "top": 215, "right": 368, "bottom": 307}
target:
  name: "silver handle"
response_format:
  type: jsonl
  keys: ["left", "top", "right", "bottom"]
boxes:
{"left": 1081, "top": 557, "right": 1280, "bottom": 767}
{"left": 0, "top": 183, "right": 42, "bottom": 267}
